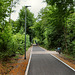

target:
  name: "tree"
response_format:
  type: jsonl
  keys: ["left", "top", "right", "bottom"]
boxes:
{"left": 32, "top": 0, "right": 75, "bottom": 57}
{"left": 32, "top": 5, "right": 65, "bottom": 49}
{"left": 66, "top": 13, "right": 75, "bottom": 56}
{"left": 46, "top": 0, "right": 74, "bottom": 14}
{"left": 18, "top": 6, "right": 35, "bottom": 42}
{"left": 45, "top": 0, "right": 74, "bottom": 51}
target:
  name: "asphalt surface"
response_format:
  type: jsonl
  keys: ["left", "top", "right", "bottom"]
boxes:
{"left": 28, "top": 46, "right": 75, "bottom": 75}
{"left": 33, "top": 46, "right": 45, "bottom": 51}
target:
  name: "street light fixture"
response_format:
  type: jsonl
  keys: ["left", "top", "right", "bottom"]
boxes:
{"left": 24, "top": 6, "right": 31, "bottom": 59}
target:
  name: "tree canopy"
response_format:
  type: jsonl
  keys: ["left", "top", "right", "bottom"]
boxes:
{"left": 32, "top": 1, "right": 75, "bottom": 56}
{"left": 0, "top": 0, "right": 75, "bottom": 59}
{"left": 0, "top": 1, "right": 34, "bottom": 59}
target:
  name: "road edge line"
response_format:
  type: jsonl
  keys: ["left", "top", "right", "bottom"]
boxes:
{"left": 50, "top": 54, "right": 75, "bottom": 72}
{"left": 25, "top": 46, "right": 33, "bottom": 75}
{"left": 40, "top": 46, "right": 75, "bottom": 72}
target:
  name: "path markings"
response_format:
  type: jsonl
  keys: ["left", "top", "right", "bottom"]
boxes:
{"left": 25, "top": 46, "right": 75, "bottom": 75}
{"left": 40, "top": 46, "right": 75, "bottom": 72}
{"left": 50, "top": 54, "right": 75, "bottom": 72}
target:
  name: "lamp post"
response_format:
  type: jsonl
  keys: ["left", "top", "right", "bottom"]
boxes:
{"left": 24, "top": 6, "right": 31, "bottom": 59}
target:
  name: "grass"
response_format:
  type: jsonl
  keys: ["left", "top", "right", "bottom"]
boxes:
{"left": 62, "top": 54, "right": 75, "bottom": 61}
{"left": 13, "top": 55, "right": 19, "bottom": 59}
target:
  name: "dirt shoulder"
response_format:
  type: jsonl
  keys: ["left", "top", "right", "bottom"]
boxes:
{"left": 0, "top": 46, "right": 32, "bottom": 75}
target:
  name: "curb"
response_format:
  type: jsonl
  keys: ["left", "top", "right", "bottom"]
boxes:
{"left": 25, "top": 46, "right": 33, "bottom": 75}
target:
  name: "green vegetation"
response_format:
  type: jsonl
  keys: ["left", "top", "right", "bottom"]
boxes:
{"left": 13, "top": 55, "right": 19, "bottom": 59}
{"left": 0, "top": 0, "right": 34, "bottom": 60}
{"left": 32, "top": 0, "right": 75, "bottom": 57}
{"left": 63, "top": 54, "right": 75, "bottom": 61}
{"left": 0, "top": 0, "right": 75, "bottom": 60}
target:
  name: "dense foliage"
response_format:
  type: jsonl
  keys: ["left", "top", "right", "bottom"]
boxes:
{"left": 17, "top": 6, "right": 35, "bottom": 42}
{"left": 0, "top": 1, "right": 34, "bottom": 59}
{"left": 0, "top": 0, "right": 75, "bottom": 59}
{"left": 32, "top": 1, "right": 75, "bottom": 56}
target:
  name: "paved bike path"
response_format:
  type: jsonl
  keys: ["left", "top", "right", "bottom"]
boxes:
{"left": 28, "top": 46, "right": 75, "bottom": 75}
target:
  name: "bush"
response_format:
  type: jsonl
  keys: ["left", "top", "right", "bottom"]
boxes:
{"left": 0, "top": 22, "right": 31, "bottom": 59}
{"left": 0, "top": 22, "right": 13, "bottom": 59}
{"left": 12, "top": 33, "right": 30, "bottom": 55}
